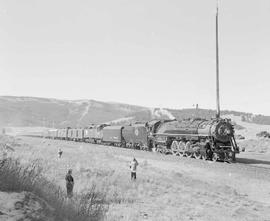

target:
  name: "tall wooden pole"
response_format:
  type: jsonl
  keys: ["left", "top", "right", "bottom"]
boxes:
{"left": 216, "top": 2, "right": 220, "bottom": 118}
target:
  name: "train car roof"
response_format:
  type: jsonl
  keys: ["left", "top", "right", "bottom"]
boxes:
{"left": 146, "top": 119, "right": 176, "bottom": 127}
{"left": 48, "top": 129, "right": 58, "bottom": 132}
{"left": 103, "top": 125, "right": 124, "bottom": 130}
{"left": 130, "top": 123, "right": 146, "bottom": 127}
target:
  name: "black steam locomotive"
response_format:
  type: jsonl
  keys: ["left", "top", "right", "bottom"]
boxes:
{"left": 147, "top": 118, "right": 239, "bottom": 162}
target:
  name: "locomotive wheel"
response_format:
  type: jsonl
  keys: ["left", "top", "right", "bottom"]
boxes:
{"left": 201, "top": 154, "right": 207, "bottom": 160}
{"left": 186, "top": 152, "right": 193, "bottom": 158}
{"left": 179, "top": 151, "right": 184, "bottom": 157}
{"left": 194, "top": 152, "right": 201, "bottom": 159}
{"left": 212, "top": 153, "right": 219, "bottom": 162}
{"left": 166, "top": 149, "right": 172, "bottom": 155}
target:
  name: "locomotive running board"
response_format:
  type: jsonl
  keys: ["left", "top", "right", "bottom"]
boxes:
{"left": 154, "top": 133, "right": 209, "bottom": 137}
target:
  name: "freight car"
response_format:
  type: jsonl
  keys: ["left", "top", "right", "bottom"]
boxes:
{"left": 67, "top": 128, "right": 78, "bottom": 141}
{"left": 84, "top": 124, "right": 108, "bottom": 143}
{"left": 76, "top": 128, "right": 85, "bottom": 142}
{"left": 57, "top": 128, "right": 69, "bottom": 140}
{"left": 46, "top": 129, "right": 58, "bottom": 139}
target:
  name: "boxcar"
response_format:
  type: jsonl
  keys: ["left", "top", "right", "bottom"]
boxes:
{"left": 67, "top": 128, "right": 77, "bottom": 141}
{"left": 48, "top": 129, "right": 58, "bottom": 139}
{"left": 67, "top": 129, "right": 72, "bottom": 140}
{"left": 84, "top": 126, "right": 93, "bottom": 142}
{"left": 102, "top": 126, "right": 124, "bottom": 146}
{"left": 72, "top": 129, "right": 78, "bottom": 141}
{"left": 43, "top": 130, "right": 49, "bottom": 138}
{"left": 76, "top": 128, "right": 85, "bottom": 141}
{"left": 57, "top": 128, "right": 68, "bottom": 140}
{"left": 122, "top": 124, "right": 148, "bottom": 150}
{"left": 63, "top": 128, "right": 69, "bottom": 140}
{"left": 56, "top": 129, "right": 62, "bottom": 139}
{"left": 85, "top": 124, "right": 108, "bottom": 143}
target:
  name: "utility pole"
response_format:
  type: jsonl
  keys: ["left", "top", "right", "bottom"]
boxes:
{"left": 216, "top": 1, "right": 221, "bottom": 118}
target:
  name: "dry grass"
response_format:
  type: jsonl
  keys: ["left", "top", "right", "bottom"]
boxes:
{"left": 238, "top": 138, "right": 270, "bottom": 153}
{"left": 2, "top": 135, "right": 270, "bottom": 221}
{"left": 0, "top": 157, "right": 108, "bottom": 221}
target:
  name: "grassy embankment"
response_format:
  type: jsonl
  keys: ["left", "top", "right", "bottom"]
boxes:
{"left": 0, "top": 135, "right": 108, "bottom": 221}
{"left": 3, "top": 135, "right": 270, "bottom": 221}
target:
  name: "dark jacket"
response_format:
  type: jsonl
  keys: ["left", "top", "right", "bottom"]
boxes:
{"left": 65, "top": 174, "right": 74, "bottom": 186}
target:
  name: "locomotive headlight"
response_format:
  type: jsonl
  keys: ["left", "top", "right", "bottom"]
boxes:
{"left": 218, "top": 125, "right": 231, "bottom": 136}
{"left": 225, "top": 127, "right": 231, "bottom": 135}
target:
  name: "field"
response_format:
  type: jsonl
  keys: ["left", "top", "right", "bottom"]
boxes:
{"left": 2, "top": 135, "right": 270, "bottom": 221}
{"left": 225, "top": 114, "right": 270, "bottom": 140}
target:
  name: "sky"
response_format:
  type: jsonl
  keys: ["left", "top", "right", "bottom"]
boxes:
{"left": 0, "top": 0, "right": 270, "bottom": 115}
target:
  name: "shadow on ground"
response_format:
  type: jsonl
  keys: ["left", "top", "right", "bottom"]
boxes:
{"left": 237, "top": 157, "right": 270, "bottom": 166}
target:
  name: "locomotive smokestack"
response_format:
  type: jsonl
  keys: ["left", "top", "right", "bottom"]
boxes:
{"left": 216, "top": 1, "right": 221, "bottom": 118}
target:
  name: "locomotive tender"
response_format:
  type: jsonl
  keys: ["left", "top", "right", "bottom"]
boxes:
{"left": 44, "top": 117, "right": 239, "bottom": 162}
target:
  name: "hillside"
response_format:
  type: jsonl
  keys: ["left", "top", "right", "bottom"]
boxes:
{"left": 0, "top": 96, "right": 147, "bottom": 127}
{"left": 1, "top": 96, "right": 270, "bottom": 128}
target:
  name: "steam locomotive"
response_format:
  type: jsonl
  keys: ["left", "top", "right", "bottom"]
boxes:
{"left": 147, "top": 118, "right": 239, "bottom": 162}
{"left": 44, "top": 117, "right": 239, "bottom": 162}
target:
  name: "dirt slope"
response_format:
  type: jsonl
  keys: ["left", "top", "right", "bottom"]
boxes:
{"left": 0, "top": 191, "right": 55, "bottom": 221}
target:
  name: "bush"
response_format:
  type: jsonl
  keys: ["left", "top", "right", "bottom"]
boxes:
{"left": 0, "top": 157, "right": 107, "bottom": 221}
{"left": 235, "top": 134, "right": 245, "bottom": 140}
{"left": 232, "top": 121, "right": 245, "bottom": 130}
{"left": 256, "top": 131, "right": 270, "bottom": 138}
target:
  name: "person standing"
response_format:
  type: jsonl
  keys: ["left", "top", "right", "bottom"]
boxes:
{"left": 130, "top": 158, "right": 139, "bottom": 180}
{"left": 58, "top": 148, "right": 63, "bottom": 158}
{"left": 65, "top": 169, "right": 74, "bottom": 198}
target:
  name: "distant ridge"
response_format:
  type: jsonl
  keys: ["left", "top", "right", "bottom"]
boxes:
{"left": 1, "top": 96, "right": 270, "bottom": 127}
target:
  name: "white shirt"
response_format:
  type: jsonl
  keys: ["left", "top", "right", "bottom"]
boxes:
{"left": 130, "top": 160, "right": 138, "bottom": 172}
